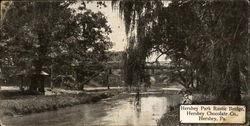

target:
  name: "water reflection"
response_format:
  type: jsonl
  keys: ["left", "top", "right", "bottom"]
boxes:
{"left": 93, "top": 95, "right": 180, "bottom": 126}
{"left": 1, "top": 95, "right": 180, "bottom": 126}
{"left": 134, "top": 92, "right": 142, "bottom": 118}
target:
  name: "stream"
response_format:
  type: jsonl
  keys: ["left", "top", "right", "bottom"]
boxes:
{"left": 1, "top": 94, "right": 181, "bottom": 126}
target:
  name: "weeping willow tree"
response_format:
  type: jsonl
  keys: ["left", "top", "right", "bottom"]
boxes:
{"left": 112, "top": 0, "right": 249, "bottom": 104}
{"left": 0, "top": 1, "right": 13, "bottom": 26}
{"left": 156, "top": 0, "right": 248, "bottom": 104}
{"left": 112, "top": 0, "right": 163, "bottom": 87}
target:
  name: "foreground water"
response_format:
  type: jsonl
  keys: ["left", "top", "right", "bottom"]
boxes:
{"left": 1, "top": 94, "right": 181, "bottom": 126}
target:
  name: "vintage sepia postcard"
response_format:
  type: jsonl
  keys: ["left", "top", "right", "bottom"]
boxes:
{"left": 0, "top": 0, "right": 249, "bottom": 126}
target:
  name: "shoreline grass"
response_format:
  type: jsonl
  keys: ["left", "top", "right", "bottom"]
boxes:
{"left": 0, "top": 92, "right": 116, "bottom": 117}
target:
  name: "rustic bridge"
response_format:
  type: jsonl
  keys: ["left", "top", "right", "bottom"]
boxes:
{"left": 105, "top": 62, "right": 176, "bottom": 70}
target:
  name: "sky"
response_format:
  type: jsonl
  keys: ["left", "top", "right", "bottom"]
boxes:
{"left": 83, "top": 1, "right": 127, "bottom": 51}
{"left": 71, "top": 1, "right": 170, "bottom": 61}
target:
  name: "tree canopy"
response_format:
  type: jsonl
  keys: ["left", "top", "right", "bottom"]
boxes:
{"left": 114, "top": 0, "right": 249, "bottom": 103}
{"left": 0, "top": 1, "right": 112, "bottom": 92}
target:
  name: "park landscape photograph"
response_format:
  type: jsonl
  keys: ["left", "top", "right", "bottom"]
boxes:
{"left": 0, "top": 0, "right": 249, "bottom": 126}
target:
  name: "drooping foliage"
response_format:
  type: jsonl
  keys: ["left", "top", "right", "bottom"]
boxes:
{"left": 114, "top": 0, "right": 249, "bottom": 103}
{"left": 153, "top": 0, "right": 248, "bottom": 103}
{"left": 112, "top": 0, "right": 163, "bottom": 87}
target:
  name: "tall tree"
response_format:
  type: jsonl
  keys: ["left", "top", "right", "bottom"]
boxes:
{"left": 112, "top": 0, "right": 163, "bottom": 87}
{"left": 148, "top": 0, "right": 248, "bottom": 103}
{"left": 113, "top": 0, "right": 248, "bottom": 103}
{"left": 1, "top": 1, "right": 112, "bottom": 93}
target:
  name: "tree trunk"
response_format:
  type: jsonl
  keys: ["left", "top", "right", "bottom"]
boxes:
{"left": 28, "top": 3, "right": 51, "bottom": 94}
{"left": 218, "top": 51, "right": 241, "bottom": 104}
{"left": 248, "top": 18, "right": 250, "bottom": 94}
{"left": 105, "top": 70, "right": 110, "bottom": 90}
{"left": 0, "top": 68, "right": 2, "bottom": 90}
{"left": 78, "top": 83, "right": 84, "bottom": 90}
{"left": 248, "top": 7, "right": 250, "bottom": 95}
{"left": 229, "top": 56, "right": 241, "bottom": 104}
{"left": 38, "top": 76, "right": 45, "bottom": 94}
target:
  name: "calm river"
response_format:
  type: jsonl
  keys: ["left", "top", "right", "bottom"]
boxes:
{"left": 1, "top": 94, "right": 181, "bottom": 126}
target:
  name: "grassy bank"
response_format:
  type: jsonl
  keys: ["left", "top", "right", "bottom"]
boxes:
{"left": 157, "top": 94, "right": 250, "bottom": 126}
{"left": 0, "top": 91, "right": 116, "bottom": 116}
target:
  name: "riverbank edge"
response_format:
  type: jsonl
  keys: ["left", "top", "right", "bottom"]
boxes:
{"left": 0, "top": 91, "right": 119, "bottom": 117}
{"left": 157, "top": 94, "right": 250, "bottom": 126}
